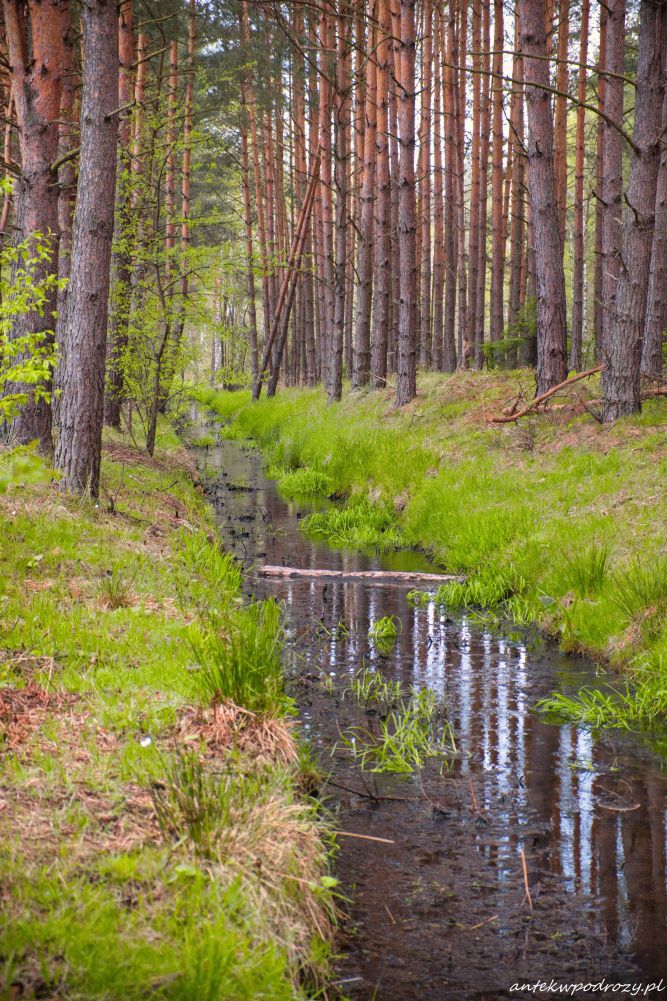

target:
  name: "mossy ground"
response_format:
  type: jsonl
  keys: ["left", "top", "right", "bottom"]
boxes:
{"left": 195, "top": 371, "right": 667, "bottom": 729}
{"left": 0, "top": 420, "right": 335, "bottom": 1000}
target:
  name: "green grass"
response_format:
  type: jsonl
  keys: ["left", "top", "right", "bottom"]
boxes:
{"left": 276, "top": 467, "right": 335, "bottom": 498}
{"left": 190, "top": 599, "right": 289, "bottom": 714}
{"left": 339, "top": 688, "right": 457, "bottom": 773}
{"left": 197, "top": 372, "right": 667, "bottom": 730}
{"left": 368, "top": 616, "right": 400, "bottom": 652}
{"left": 0, "top": 420, "right": 335, "bottom": 999}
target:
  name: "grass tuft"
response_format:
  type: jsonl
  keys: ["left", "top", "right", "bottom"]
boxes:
{"left": 191, "top": 600, "right": 288, "bottom": 715}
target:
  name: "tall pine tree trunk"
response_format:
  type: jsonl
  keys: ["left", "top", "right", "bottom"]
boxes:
{"left": 54, "top": 0, "right": 119, "bottom": 495}
{"left": 602, "top": 0, "right": 665, "bottom": 420}
{"left": 553, "top": 0, "right": 569, "bottom": 245}
{"left": 570, "top": 0, "right": 589, "bottom": 370}
{"left": 489, "top": 0, "right": 505, "bottom": 348}
{"left": 642, "top": 41, "right": 667, "bottom": 379}
{"left": 396, "top": 0, "right": 417, "bottom": 406}
{"left": 104, "top": 1, "right": 135, "bottom": 428}
{"left": 431, "top": 9, "right": 445, "bottom": 372}
{"left": 371, "top": 0, "right": 392, "bottom": 387}
{"left": 353, "top": 12, "right": 377, "bottom": 388}
{"left": 599, "top": 0, "right": 625, "bottom": 359}
{"left": 2, "top": 0, "right": 69, "bottom": 451}
{"left": 330, "top": 2, "right": 350, "bottom": 401}
{"left": 418, "top": 0, "right": 432, "bottom": 368}
{"left": 519, "top": 0, "right": 568, "bottom": 394}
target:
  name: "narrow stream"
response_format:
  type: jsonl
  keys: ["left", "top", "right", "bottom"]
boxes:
{"left": 195, "top": 428, "right": 667, "bottom": 1000}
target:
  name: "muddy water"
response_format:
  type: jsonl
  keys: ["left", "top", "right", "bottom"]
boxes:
{"left": 196, "top": 432, "right": 667, "bottom": 1000}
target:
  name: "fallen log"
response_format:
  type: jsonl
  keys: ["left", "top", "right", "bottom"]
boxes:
{"left": 257, "top": 565, "right": 462, "bottom": 584}
{"left": 487, "top": 366, "right": 603, "bottom": 424}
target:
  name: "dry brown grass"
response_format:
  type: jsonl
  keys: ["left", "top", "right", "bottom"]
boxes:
{"left": 176, "top": 700, "right": 299, "bottom": 767}
{"left": 0, "top": 684, "right": 79, "bottom": 752}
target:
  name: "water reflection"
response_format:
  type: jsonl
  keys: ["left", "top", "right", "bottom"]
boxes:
{"left": 198, "top": 433, "right": 667, "bottom": 987}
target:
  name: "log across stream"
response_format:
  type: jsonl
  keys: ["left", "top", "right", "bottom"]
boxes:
{"left": 194, "top": 425, "right": 667, "bottom": 1000}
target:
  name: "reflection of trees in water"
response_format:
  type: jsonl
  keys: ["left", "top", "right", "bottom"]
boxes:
{"left": 208, "top": 436, "right": 667, "bottom": 976}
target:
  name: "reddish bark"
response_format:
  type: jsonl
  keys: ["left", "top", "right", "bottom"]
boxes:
{"left": 519, "top": 0, "right": 568, "bottom": 394}
{"left": 395, "top": 0, "right": 417, "bottom": 406}
{"left": 104, "top": 0, "right": 136, "bottom": 428}
{"left": 642, "top": 39, "right": 667, "bottom": 379}
{"left": 489, "top": 0, "right": 505, "bottom": 347}
{"left": 570, "top": 0, "right": 589, "bottom": 370}
{"left": 2, "top": 0, "right": 70, "bottom": 450}
{"left": 353, "top": 11, "right": 377, "bottom": 388}
{"left": 54, "top": 0, "right": 119, "bottom": 495}
{"left": 602, "top": 0, "right": 665, "bottom": 419}
{"left": 371, "top": 0, "right": 392, "bottom": 387}
{"left": 599, "top": 0, "right": 625, "bottom": 358}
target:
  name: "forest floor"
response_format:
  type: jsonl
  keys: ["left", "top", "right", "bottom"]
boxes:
{"left": 196, "top": 369, "right": 667, "bottom": 731}
{"left": 0, "top": 421, "right": 336, "bottom": 1000}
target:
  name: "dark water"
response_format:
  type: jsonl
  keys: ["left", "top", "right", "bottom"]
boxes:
{"left": 195, "top": 430, "right": 667, "bottom": 1000}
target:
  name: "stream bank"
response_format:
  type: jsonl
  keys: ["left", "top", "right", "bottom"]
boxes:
{"left": 195, "top": 418, "right": 667, "bottom": 1001}
{"left": 194, "top": 375, "right": 667, "bottom": 732}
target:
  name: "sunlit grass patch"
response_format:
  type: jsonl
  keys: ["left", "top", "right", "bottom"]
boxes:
{"left": 302, "top": 500, "right": 404, "bottom": 551}
{"left": 277, "top": 467, "right": 335, "bottom": 498}
{"left": 0, "top": 422, "right": 336, "bottom": 998}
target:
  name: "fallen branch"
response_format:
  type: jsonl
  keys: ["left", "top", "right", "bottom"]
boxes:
{"left": 334, "top": 830, "right": 395, "bottom": 844}
{"left": 488, "top": 366, "right": 603, "bottom": 424}
{"left": 520, "top": 848, "right": 533, "bottom": 911}
{"left": 257, "top": 565, "right": 462, "bottom": 584}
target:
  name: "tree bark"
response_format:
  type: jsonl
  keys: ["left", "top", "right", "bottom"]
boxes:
{"left": 2, "top": 0, "right": 69, "bottom": 451}
{"left": 519, "top": 0, "right": 568, "bottom": 394}
{"left": 418, "top": 0, "right": 432, "bottom": 369}
{"left": 570, "top": 0, "right": 589, "bottom": 370}
{"left": 489, "top": 0, "right": 505, "bottom": 348}
{"left": 371, "top": 0, "right": 391, "bottom": 387}
{"left": 54, "top": 0, "right": 119, "bottom": 495}
{"left": 602, "top": 0, "right": 665, "bottom": 420}
{"left": 442, "top": 3, "right": 458, "bottom": 371}
{"left": 507, "top": 21, "right": 525, "bottom": 335}
{"left": 431, "top": 8, "right": 445, "bottom": 372}
{"left": 553, "top": 0, "right": 569, "bottom": 245}
{"left": 466, "top": 0, "right": 482, "bottom": 369}
{"left": 474, "top": 0, "right": 491, "bottom": 368}
{"left": 104, "top": 0, "right": 135, "bottom": 428}
{"left": 239, "top": 2, "right": 259, "bottom": 389}
{"left": 395, "top": 0, "right": 417, "bottom": 406}
{"left": 599, "top": 0, "right": 625, "bottom": 360}
{"left": 353, "top": 12, "right": 377, "bottom": 388}
{"left": 642, "top": 35, "right": 667, "bottom": 378}
{"left": 330, "top": 1, "right": 350, "bottom": 401}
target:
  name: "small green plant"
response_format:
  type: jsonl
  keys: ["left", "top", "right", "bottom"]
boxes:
{"left": 0, "top": 223, "right": 67, "bottom": 421}
{"left": 340, "top": 689, "right": 456, "bottom": 773}
{"left": 152, "top": 749, "right": 266, "bottom": 858}
{"left": 98, "top": 570, "right": 137, "bottom": 609}
{"left": 610, "top": 558, "right": 667, "bottom": 621}
{"left": 302, "top": 501, "right": 403, "bottom": 551}
{"left": 347, "top": 665, "right": 405, "bottom": 706}
{"left": 368, "top": 615, "right": 399, "bottom": 650}
{"left": 563, "top": 543, "right": 612, "bottom": 596}
{"left": 277, "top": 467, "right": 334, "bottom": 498}
{"left": 434, "top": 563, "right": 525, "bottom": 609}
{"left": 192, "top": 600, "right": 287, "bottom": 714}
{"left": 535, "top": 680, "right": 667, "bottom": 731}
